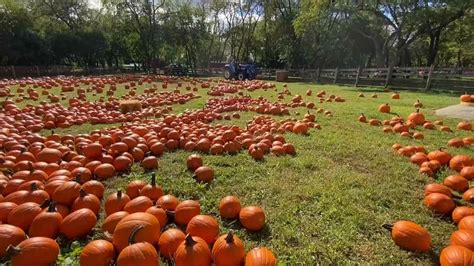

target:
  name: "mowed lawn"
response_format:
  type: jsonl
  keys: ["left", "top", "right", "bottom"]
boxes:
{"left": 19, "top": 79, "right": 473, "bottom": 264}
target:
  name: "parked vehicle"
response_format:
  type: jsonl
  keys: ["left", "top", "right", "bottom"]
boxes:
{"left": 224, "top": 63, "right": 258, "bottom": 80}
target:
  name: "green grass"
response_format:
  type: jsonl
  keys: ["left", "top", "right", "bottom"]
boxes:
{"left": 10, "top": 79, "right": 473, "bottom": 264}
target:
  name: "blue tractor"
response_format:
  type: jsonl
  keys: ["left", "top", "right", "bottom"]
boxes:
{"left": 223, "top": 63, "right": 258, "bottom": 80}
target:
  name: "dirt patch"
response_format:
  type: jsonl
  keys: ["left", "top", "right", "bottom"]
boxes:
{"left": 435, "top": 104, "right": 474, "bottom": 120}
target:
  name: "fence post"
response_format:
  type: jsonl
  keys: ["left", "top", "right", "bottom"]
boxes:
{"left": 354, "top": 66, "right": 363, "bottom": 87}
{"left": 424, "top": 64, "right": 435, "bottom": 91}
{"left": 334, "top": 67, "right": 339, "bottom": 83}
{"left": 316, "top": 68, "right": 321, "bottom": 82}
{"left": 301, "top": 68, "right": 305, "bottom": 80}
{"left": 384, "top": 65, "right": 394, "bottom": 88}
{"left": 35, "top": 66, "right": 40, "bottom": 77}
{"left": 11, "top": 66, "right": 16, "bottom": 79}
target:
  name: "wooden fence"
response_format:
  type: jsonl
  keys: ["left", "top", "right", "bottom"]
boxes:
{"left": 1, "top": 65, "right": 473, "bottom": 92}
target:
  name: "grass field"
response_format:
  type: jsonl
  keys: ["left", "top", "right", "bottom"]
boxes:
{"left": 8, "top": 79, "right": 474, "bottom": 265}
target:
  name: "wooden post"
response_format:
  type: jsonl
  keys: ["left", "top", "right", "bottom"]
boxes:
{"left": 424, "top": 64, "right": 435, "bottom": 91}
{"left": 334, "top": 67, "right": 339, "bottom": 83}
{"left": 301, "top": 68, "right": 305, "bottom": 80}
{"left": 316, "top": 68, "right": 321, "bottom": 82}
{"left": 354, "top": 66, "right": 363, "bottom": 87}
{"left": 35, "top": 66, "right": 40, "bottom": 77}
{"left": 11, "top": 66, "right": 16, "bottom": 79}
{"left": 384, "top": 65, "right": 394, "bottom": 88}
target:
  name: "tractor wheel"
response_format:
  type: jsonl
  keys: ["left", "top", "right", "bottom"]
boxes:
{"left": 237, "top": 73, "right": 245, "bottom": 80}
{"left": 224, "top": 70, "right": 232, "bottom": 80}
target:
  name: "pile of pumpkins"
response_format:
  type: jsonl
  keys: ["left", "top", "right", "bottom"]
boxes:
{"left": 359, "top": 106, "right": 472, "bottom": 139}
{"left": 80, "top": 175, "right": 275, "bottom": 265}
{"left": 388, "top": 144, "right": 474, "bottom": 264}
{"left": 460, "top": 92, "right": 474, "bottom": 104}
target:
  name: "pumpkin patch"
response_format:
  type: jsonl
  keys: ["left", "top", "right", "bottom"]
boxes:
{"left": 0, "top": 74, "right": 472, "bottom": 264}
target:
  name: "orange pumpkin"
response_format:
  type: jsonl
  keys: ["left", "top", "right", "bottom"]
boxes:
{"left": 239, "top": 206, "right": 266, "bottom": 231}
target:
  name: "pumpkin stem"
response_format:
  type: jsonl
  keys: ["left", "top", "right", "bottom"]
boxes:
{"left": 51, "top": 130, "right": 54, "bottom": 136}
{"left": 79, "top": 189, "right": 87, "bottom": 198}
{"left": 47, "top": 201, "right": 56, "bottom": 212}
{"left": 28, "top": 162, "right": 34, "bottom": 173}
{"left": 40, "top": 198, "right": 50, "bottom": 209}
{"left": 75, "top": 174, "right": 81, "bottom": 183}
{"left": 5, "top": 245, "right": 21, "bottom": 257}
{"left": 382, "top": 224, "right": 393, "bottom": 232}
{"left": 30, "top": 182, "right": 38, "bottom": 191}
{"left": 117, "top": 189, "right": 122, "bottom": 200}
{"left": 151, "top": 172, "right": 156, "bottom": 187}
{"left": 128, "top": 225, "right": 144, "bottom": 245}
{"left": 225, "top": 231, "right": 234, "bottom": 243}
{"left": 184, "top": 234, "right": 197, "bottom": 247}
{"left": 416, "top": 108, "right": 420, "bottom": 113}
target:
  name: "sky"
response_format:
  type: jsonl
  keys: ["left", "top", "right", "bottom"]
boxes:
{"left": 87, "top": 0, "right": 102, "bottom": 9}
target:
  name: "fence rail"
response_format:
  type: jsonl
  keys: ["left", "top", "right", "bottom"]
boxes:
{"left": 1, "top": 65, "right": 473, "bottom": 91}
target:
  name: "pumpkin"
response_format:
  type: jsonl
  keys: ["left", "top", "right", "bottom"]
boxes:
{"left": 407, "top": 109, "right": 425, "bottom": 125}
{"left": 126, "top": 180, "right": 146, "bottom": 199}
{"left": 427, "top": 149, "right": 452, "bottom": 165}
{"left": 410, "top": 152, "right": 428, "bottom": 166}
{"left": 81, "top": 180, "right": 105, "bottom": 199}
{"left": 453, "top": 207, "right": 474, "bottom": 224}
{"left": 156, "top": 194, "right": 179, "bottom": 211}
{"left": 113, "top": 212, "right": 161, "bottom": 252}
{"left": 450, "top": 155, "right": 473, "bottom": 172}
{"left": 292, "top": 122, "right": 308, "bottom": 134}
{"left": 141, "top": 156, "right": 158, "bottom": 170}
{"left": 80, "top": 240, "right": 116, "bottom": 266}
{"left": 52, "top": 176, "right": 81, "bottom": 206}
{"left": 116, "top": 225, "right": 159, "bottom": 266}
{"left": 193, "top": 166, "right": 215, "bottom": 183}
{"left": 186, "top": 214, "right": 220, "bottom": 245}
{"left": 440, "top": 245, "right": 473, "bottom": 266}
{"left": 423, "top": 193, "right": 456, "bottom": 215}
{"left": 105, "top": 190, "right": 131, "bottom": 216}
{"left": 245, "top": 247, "right": 277, "bottom": 266}
{"left": 29, "top": 201, "right": 62, "bottom": 239}
{"left": 145, "top": 206, "right": 168, "bottom": 228}
{"left": 424, "top": 183, "right": 452, "bottom": 197}
{"left": 382, "top": 221, "right": 431, "bottom": 253}
{"left": 36, "top": 148, "right": 62, "bottom": 163}
{"left": 212, "top": 231, "right": 245, "bottom": 266}
{"left": 464, "top": 189, "right": 474, "bottom": 203}
{"left": 175, "top": 234, "right": 212, "bottom": 266}
{"left": 158, "top": 228, "right": 186, "bottom": 259}
{"left": 7, "top": 237, "right": 60, "bottom": 266}
{"left": 94, "top": 163, "right": 116, "bottom": 180}
{"left": 139, "top": 173, "right": 163, "bottom": 202}
{"left": 187, "top": 154, "right": 203, "bottom": 171}
{"left": 461, "top": 166, "right": 474, "bottom": 180}
{"left": 450, "top": 230, "right": 474, "bottom": 251}
{"left": 457, "top": 121, "right": 472, "bottom": 131}
{"left": 443, "top": 175, "right": 469, "bottom": 193}
{"left": 0, "top": 224, "right": 26, "bottom": 257}
{"left": 60, "top": 208, "right": 97, "bottom": 239}
{"left": 8, "top": 202, "right": 44, "bottom": 231}
{"left": 102, "top": 211, "right": 129, "bottom": 234}
{"left": 71, "top": 189, "right": 101, "bottom": 214}
{"left": 0, "top": 202, "right": 18, "bottom": 223}
{"left": 448, "top": 137, "right": 465, "bottom": 148}
{"left": 124, "top": 196, "right": 153, "bottom": 213}
{"left": 239, "top": 206, "right": 266, "bottom": 231}
{"left": 219, "top": 196, "right": 241, "bottom": 219}
{"left": 174, "top": 200, "right": 201, "bottom": 225}
{"left": 378, "top": 103, "right": 390, "bottom": 113}
{"left": 419, "top": 166, "right": 434, "bottom": 177}
{"left": 460, "top": 93, "right": 471, "bottom": 102}
{"left": 459, "top": 216, "right": 474, "bottom": 230}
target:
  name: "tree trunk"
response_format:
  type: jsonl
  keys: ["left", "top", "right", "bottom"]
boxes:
{"left": 427, "top": 30, "right": 441, "bottom": 66}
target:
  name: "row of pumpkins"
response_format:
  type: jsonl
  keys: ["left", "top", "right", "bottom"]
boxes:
{"left": 358, "top": 105, "right": 472, "bottom": 139}
{"left": 387, "top": 132, "right": 474, "bottom": 264}
{"left": 0, "top": 170, "right": 276, "bottom": 265}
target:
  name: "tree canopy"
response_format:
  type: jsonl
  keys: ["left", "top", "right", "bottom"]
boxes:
{"left": 0, "top": 0, "right": 472, "bottom": 69}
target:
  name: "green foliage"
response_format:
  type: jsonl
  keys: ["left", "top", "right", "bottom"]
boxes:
{"left": 0, "top": 0, "right": 472, "bottom": 68}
